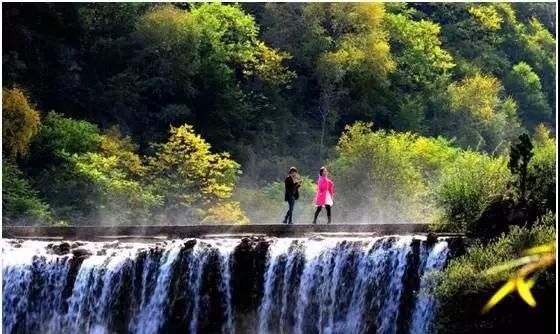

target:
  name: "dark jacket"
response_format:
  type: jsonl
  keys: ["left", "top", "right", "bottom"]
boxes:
{"left": 285, "top": 176, "right": 300, "bottom": 201}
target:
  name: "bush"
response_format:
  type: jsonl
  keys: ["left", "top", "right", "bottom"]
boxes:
{"left": 434, "top": 152, "right": 513, "bottom": 233}
{"left": 2, "top": 159, "right": 50, "bottom": 224}
{"left": 331, "top": 122, "right": 459, "bottom": 224}
{"left": 436, "top": 213, "right": 556, "bottom": 334}
{"left": 526, "top": 128, "right": 555, "bottom": 217}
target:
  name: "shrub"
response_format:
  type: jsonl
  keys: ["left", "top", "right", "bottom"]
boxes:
{"left": 2, "top": 159, "right": 50, "bottom": 224}
{"left": 434, "top": 152, "right": 513, "bottom": 233}
{"left": 331, "top": 122, "right": 459, "bottom": 224}
{"left": 332, "top": 123, "right": 426, "bottom": 223}
{"left": 436, "top": 213, "right": 556, "bottom": 334}
{"left": 526, "top": 127, "right": 556, "bottom": 217}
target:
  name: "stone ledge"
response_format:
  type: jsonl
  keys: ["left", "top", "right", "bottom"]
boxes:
{"left": 2, "top": 224, "right": 463, "bottom": 240}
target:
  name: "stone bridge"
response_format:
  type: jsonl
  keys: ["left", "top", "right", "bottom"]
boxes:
{"left": 2, "top": 224, "right": 462, "bottom": 240}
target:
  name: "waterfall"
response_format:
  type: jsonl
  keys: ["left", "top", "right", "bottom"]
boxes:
{"left": 2, "top": 236, "right": 450, "bottom": 334}
{"left": 408, "top": 241, "right": 449, "bottom": 334}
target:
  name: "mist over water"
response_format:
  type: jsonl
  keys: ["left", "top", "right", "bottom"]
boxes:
{"left": 2, "top": 236, "right": 449, "bottom": 334}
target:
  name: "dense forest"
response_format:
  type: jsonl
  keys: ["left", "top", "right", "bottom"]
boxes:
{"left": 1, "top": 3, "right": 557, "bottom": 333}
{"left": 2, "top": 2, "right": 555, "bottom": 226}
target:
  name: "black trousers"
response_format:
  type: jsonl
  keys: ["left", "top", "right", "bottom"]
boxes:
{"left": 313, "top": 205, "right": 331, "bottom": 221}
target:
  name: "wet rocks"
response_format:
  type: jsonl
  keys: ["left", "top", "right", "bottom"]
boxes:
{"left": 184, "top": 239, "right": 197, "bottom": 249}
{"left": 48, "top": 242, "right": 71, "bottom": 255}
{"left": 72, "top": 247, "right": 93, "bottom": 257}
{"left": 426, "top": 232, "right": 438, "bottom": 247}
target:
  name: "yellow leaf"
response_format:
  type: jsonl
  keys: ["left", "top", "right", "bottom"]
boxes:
{"left": 525, "top": 243, "right": 555, "bottom": 255}
{"left": 516, "top": 277, "right": 537, "bottom": 307}
{"left": 482, "top": 279, "right": 516, "bottom": 314}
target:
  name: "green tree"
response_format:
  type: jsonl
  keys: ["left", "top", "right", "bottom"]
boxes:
{"left": 445, "top": 74, "right": 522, "bottom": 153}
{"left": 70, "top": 130, "right": 162, "bottom": 225}
{"left": 384, "top": 8, "right": 455, "bottom": 133}
{"left": 147, "top": 124, "right": 242, "bottom": 223}
{"left": 31, "top": 111, "right": 102, "bottom": 161}
{"left": 385, "top": 11, "right": 454, "bottom": 91}
{"left": 257, "top": 3, "right": 396, "bottom": 159}
{"left": 312, "top": 3, "right": 395, "bottom": 153}
{"left": 504, "top": 62, "right": 551, "bottom": 128}
{"left": 2, "top": 88, "right": 41, "bottom": 158}
{"left": 27, "top": 112, "right": 103, "bottom": 222}
{"left": 129, "top": 3, "right": 293, "bottom": 151}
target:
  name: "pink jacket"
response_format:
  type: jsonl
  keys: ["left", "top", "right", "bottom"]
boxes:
{"left": 314, "top": 176, "right": 334, "bottom": 206}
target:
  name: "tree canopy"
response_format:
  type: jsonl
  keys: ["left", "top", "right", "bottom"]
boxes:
{"left": 2, "top": 3, "right": 556, "bottom": 226}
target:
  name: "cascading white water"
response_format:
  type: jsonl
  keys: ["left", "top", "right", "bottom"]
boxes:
{"left": 408, "top": 241, "right": 449, "bottom": 334}
{"left": 2, "top": 236, "right": 450, "bottom": 334}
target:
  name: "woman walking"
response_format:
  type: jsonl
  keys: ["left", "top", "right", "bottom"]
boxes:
{"left": 312, "top": 166, "right": 334, "bottom": 224}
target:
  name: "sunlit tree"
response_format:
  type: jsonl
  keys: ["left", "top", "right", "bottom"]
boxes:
{"left": 147, "top": 124, "right": 242, "bottom": 223}
{"left": 2, "top": 88, "right": 41, "bottom": 158}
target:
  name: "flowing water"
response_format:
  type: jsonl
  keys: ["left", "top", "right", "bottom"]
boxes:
{"left": 2, "top": 236, "right": 450, "bottom": 334}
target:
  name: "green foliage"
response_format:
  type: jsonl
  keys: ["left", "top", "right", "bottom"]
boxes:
{"left": 70, "top": 131, "right": 162, "bottom": 225}
{"left": 525, "top": 127, "right": 556, "bottom": 216}
{"left": 1, "top": 3, "right": 556, "bottom": 230}
{"left": 331, "top": 122, "right": 432, "bottom": 223}
{"left": 434, "top": 151, "right": 513, "bottom": 233}
{"left": 2, "top": 159, "right": 50, "bottom": 224}
{"left": 504, "top": 62, "right": 551, "bottom": 128}
{"left": 385, "top": 12, "right": 454, "bottom": 90}
{"left": 2, "top": 87, "right": 41, "bottom": 158}
{"left": 414, "top": 2, "right": 555, "bottom": 126}
{"left": 445, "top": 74, "right": 522, "bottom": 153}
{"left": 511, "top": 3, "right": 555, "bottom": 33}
{"left": 189, "top": 3, "right": 294, "bottom": 85}
{"left": 468, "top": 5, "right": 503, "bottom": 31}
{"left": 316, "top": 3, "right": 394, "bottom": 83}
{"left": 329, "top": 121, "right": 514, "bottom": 228}
{"left": 130, "top": 3, "right": 293, "bottom": 149}
{"left": 436, "top": 214, "right": 556, "bottom": 334}
{"left": 24, "top": 112, "right": 104, "bottom": 222}
{"left": 409, "top": 136, "right": 461, "bottom": 180}
{"left": 147, "top": 124, "right": 241, "bottom": 222}
{"left": 32, "top": 111, "right": 102, "bottom": 160}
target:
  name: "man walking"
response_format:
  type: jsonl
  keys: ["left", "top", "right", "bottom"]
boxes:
{"left": 283, "top": 167, "right": 302, "bottom": 224}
